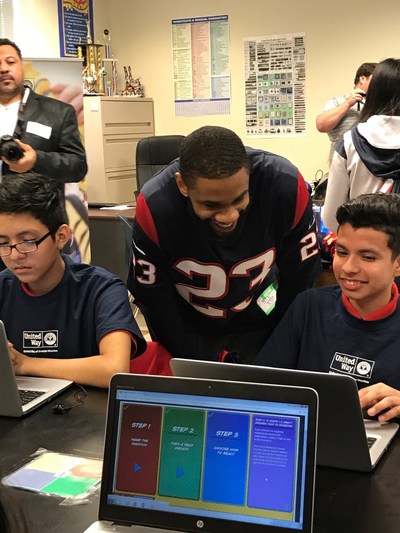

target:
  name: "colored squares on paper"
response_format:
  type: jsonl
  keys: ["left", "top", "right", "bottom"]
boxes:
{"left": 2, "top": 452, "right": 102, "bottom": 499}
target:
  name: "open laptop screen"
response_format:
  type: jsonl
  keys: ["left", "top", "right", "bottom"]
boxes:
{"left": 99, "top": 375, "right": 317, "bottom": 532}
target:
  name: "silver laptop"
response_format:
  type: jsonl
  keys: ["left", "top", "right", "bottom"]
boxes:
{"left": 0, "top": 320, "right": 73, "bottom": 417}
{"left": 84, "top": 373, "right": 318, "bottom": 533}
{"left": 171, "top": 359, "right": 399, "bottom": 472}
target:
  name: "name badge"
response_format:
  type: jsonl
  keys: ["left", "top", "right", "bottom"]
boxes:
{"left": 26, "top": 121, "right": 52, "bottom": 139}
{"left": 257, "top": 283, "right": 277, "bottom": 316}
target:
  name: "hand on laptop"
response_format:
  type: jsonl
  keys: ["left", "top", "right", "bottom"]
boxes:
{"left": 7, "top": 343, "right": 26, "bottom": 373}
{"left": 359, "top": 383, "right": 400, "bottom": 422}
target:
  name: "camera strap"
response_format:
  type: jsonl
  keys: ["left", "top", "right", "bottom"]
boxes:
{"left": 13, "top": 86, "right": 29, "bottom": 140}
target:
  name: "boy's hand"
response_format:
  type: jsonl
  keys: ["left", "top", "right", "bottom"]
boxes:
{"left": 359, "top": 383, "right": 400, "bottom": 422}
{"left": 8, "top": 342, "right": 28, "bottom": 375}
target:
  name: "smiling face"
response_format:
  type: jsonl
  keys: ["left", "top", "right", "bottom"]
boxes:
{"left": 333, "top": 223, "right": 400, "bottom": 316}
{"left": 0, "top": 44, "right": 24, "bottom": 105}
{"left": 0, "top": 213, "right": 70, "bottom": 295}
{"left": 175, "top": 167, "right": 250, "bottom": 238}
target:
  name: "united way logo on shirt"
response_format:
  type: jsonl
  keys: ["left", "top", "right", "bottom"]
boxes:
{"left": 23, "top": 330, "right": 59, "bottom": 349}
{"left": 330, "top": 352, "right": 375, "bottom": 383}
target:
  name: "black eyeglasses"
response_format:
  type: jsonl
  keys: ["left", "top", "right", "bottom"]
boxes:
{"left": 0, "top": 230, "right": 55, "bottom": 257}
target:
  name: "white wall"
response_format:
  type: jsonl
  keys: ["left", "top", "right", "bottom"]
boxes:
{"left": 10, "top": 0, "right": 110, "bottom": 58}
{"left": 9, "top": 0, "right": 400, "bottom": 183}
{"left": 108, "top": 0, "right": 400, "bottom": 181}
{"left": 13, "top": 0, "right": 59, "bottom": 56}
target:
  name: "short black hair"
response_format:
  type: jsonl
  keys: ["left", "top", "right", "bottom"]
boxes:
{"left": 359, "top": 58, "right": 400, "bottom": 121}
{"left": 179, "top": 126, "right": 250, "bottom": 188}
{"left": 336, "top": 193, "right": 400, "bottom": 258}
{"left": 0, "top": 173, "right": 68, "bottom": 231}
{"left": 0, "top": 38, "right": 22, "bottom": 59}
{"left": 354, "top": 62, "right": 377, "bottom": 85}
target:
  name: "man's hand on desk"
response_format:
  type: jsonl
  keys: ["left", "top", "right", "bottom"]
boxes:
{"left": 359, "top": 382, "right": 400, "bottom": 422}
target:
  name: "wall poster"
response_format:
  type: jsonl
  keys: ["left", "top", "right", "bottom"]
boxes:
{"left": 172, "top": 15, "right": 230, "bottom": 116}
{"left": 58, "top": 0, "right": 94, "bottom": 58}
{"left": 244, "top": 33, "right": 306, "bottom": 137}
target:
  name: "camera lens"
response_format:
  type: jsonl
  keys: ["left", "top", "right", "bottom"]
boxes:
{"left": 6, "top": 146, "right": 23, "bottom": 161}
{"left": 0, "top": 135, "right": 24, "bottom": 162}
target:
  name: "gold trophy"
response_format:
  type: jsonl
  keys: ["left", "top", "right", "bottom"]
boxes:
{"left": 80, "top": 20, "right": 104, "bottom": 94}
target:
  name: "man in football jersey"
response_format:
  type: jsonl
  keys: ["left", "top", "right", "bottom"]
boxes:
{"left": 128, "top": 126, "right": 320, "bottom": 362}
{"left": 254, "top": 193, "right": 400, "bottom": 421}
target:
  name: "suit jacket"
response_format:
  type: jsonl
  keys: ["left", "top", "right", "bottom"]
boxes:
{"left": 16, "top": 89, "right": 87, "bottom": 183}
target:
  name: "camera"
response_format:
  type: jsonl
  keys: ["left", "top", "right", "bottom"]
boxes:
{"left": 0, "top": 135, "right": 24, "bottom": 162}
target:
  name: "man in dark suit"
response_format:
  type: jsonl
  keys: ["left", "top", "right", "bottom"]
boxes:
{"left": 0, "top": 38, "right": 87, "bottom": 183}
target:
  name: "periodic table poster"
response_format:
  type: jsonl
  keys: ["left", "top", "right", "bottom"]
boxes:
{"left": 244, "top": 33, "right": 306, "bottom": 137}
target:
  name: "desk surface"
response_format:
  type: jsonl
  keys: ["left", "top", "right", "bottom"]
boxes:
{"left": 1, "top": 386, "right": 400, "bottom": 533}
{"left": 1, "top": 387, "right": 107, "bottom": 533}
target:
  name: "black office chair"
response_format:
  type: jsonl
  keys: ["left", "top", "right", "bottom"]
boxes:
{"left": 115, "top": 212, "right": 134, "bottom": 275}
{"left": 115, "top": 212, "right": 140, "bottom": 317}
{"left": 135, "top": 135, "right": 185, "bottom": 196}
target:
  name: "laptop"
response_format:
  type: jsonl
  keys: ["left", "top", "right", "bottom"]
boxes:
{"left": 84, "top": 373, "right": 318, "bottom": 533}
{"left": 0, "top": 320, "right": 73, "bottom": 417}
{"left": 170, "top": 359, "right": 399, "bottom": 472}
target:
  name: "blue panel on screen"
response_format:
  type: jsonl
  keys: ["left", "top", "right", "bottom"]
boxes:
{"left": 248, "top": 415, "right": 297, "bottom": 512}
{"left": 202, "top": 411, "right": 249, "bottom": 506}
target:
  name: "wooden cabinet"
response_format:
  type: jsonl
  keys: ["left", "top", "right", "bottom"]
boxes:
{"left": 83, "top": 96, "right": 154, "bottom": 203}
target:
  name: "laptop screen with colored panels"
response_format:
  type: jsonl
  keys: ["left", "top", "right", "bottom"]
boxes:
{"left": 105, "top": 388, "right": 311, "bottom": 531}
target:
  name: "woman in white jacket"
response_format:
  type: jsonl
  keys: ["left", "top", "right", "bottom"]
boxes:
{"left": 322, "top": 58, "right": 400, "bottom": 232}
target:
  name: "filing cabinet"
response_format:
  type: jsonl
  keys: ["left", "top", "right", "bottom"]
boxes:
{"left": 83, "top": 96, "right": 154, "bottom": 203}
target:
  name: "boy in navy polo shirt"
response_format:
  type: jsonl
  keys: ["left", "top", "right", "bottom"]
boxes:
{"left": 0, "top": 173, "right": 146, "bottom": 388}
{"left": 255, "top": 193, "right": 400, "bottom": 422}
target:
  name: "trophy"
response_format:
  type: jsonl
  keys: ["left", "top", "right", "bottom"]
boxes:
{"left": 83, "top": 64, "right": 104, "bottom": 94}
{"left": 121, "top": 66, "right": 145, "bottom": 97}
{"left": 79, "top": 20, "right": 104, "bottom": 94}
{"left": 102, "top": 29, "right": 118, "bottom": 96}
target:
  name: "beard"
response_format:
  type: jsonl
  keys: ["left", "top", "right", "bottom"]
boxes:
{"left": 0, "top": 78, "right": 24, "bottom": 102}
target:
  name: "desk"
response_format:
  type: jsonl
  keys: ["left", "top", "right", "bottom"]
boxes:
{"left": 88, "top": 207, "right": 135, "bottom": 281}
{"left": 0, "top": 387, "right": 108, "bottom": 533}
{"left": 314, "top": 438, "right": 400, "bottom": 532}
{"left": 1, "top": 388, "right": 400, "bottom": 533}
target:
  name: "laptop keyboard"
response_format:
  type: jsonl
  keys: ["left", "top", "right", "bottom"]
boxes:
{"left": 367, "top": 436, "right": 377, "bottom": 449}
{"left": 19, "top": 389, "right": 45, "bottom": 406}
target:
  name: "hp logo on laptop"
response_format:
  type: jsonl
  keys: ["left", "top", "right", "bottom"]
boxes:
{"left": 196, "top": 520, "right": 204, "bottom": 529}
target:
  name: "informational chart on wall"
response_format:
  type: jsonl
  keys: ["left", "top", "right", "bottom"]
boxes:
{"left": 244, "top": 33, "right": 306, "bottom": 137}
{"left": 58, "top": 0, "right": 94, "bottom": 57}
{"left": 172, "top": 15, "right": 231, "bottom": 116}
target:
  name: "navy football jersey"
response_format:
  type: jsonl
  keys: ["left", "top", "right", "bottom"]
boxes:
{"left": 128, "top": 148, "right": 320, "bottom": 357}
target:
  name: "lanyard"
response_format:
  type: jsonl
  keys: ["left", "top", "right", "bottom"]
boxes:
{"left": 13, "top": 86, "right": 29, "bottom": 139}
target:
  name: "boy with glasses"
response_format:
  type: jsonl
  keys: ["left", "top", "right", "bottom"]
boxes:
{"left": 0, "top": 173, "right": 146, "bottom": 388}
